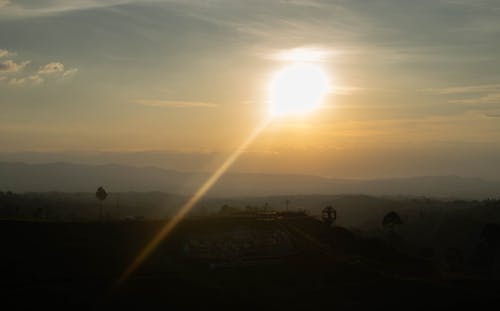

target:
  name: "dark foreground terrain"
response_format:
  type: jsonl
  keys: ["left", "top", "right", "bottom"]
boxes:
{"left": 2, "top": 215, "right": 499, "bottom": 310}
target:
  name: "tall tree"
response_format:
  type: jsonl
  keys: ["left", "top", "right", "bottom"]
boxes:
{"left": 95, "top": 186, "right": 108, "bottom": 220}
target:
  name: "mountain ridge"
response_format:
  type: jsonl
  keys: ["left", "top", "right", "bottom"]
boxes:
{"left": 0, "top": 161, "right": 499, "bottom": 199}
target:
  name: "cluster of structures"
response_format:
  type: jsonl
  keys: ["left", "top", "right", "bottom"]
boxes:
{"left": 183, "top": 227, "right": 295, "bottom": 266}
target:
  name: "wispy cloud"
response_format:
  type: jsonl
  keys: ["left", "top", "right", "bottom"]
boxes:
{"left": 0, "top": 0, "right": 134, "bottom": 16}
{"left": 62, "top": 67, "right": 78, "bottom": 77}
{"left": 8, "top": 74, "right": 43, "bottom": 87}
{"left": 136, "top": 99, "right": 218, "bottom": 108}
{"left": 29, "top": 74, "right": 44, "bottom": 85}
{"left": 450, "top": 93, "right": 500, "bottom": 105}
{"left": 0, "top": 59, "right": 29, "bottom": 73}
{"left": 429, "top": 84, "right": 500, "bottom": 95}
{"left": 0, "top": 48, "right": 12, "bottom": 58}
{"left": 425, "top": 83, "right": 500, "bottom": 118}
{"left": 38, "top": 62, "right": 65, "bottom": 74}
{"left": 0, "top": 49, "right": 77, "bottom": 87}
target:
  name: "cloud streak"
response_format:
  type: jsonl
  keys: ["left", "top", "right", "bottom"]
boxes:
{"left": 430, "top": 84, "right": 500, "bottom": 95}
{"left": 0, "top": 59, "right": 29, "bottom": 73}
{"left": 450, "top": 93, "right": 500, "bottom": 105}
{"left": 0, "top": 48, "right": 12, "bottom": 58}
{"left": 0, "top": 0, "right": 136, "bottom": 17}
{"left": 0, "top": 49, "right": 77, "bottom": 87}
{"left": 38, "top": 62, "right": 64, "bottom": 74}
{"left": 136, "top": 99, "right": 218, "bottom": 108}
{"left": 8, "top": 74, "right": 43, "bottom": 86}
{"left": 428, "top": 84, "right": 500, "bottom": 106}
{"left": 62, "top": 67, "right": 78, "bottom": 77}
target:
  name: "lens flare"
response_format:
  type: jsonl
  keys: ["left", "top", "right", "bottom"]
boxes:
{"left": 116, "top": 118, "right": 271, "bottom": 285}
{"left": 117, "top": 58, "right": 330, "bottom": 285}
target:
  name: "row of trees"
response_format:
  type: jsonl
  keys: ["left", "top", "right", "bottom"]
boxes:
{"left": 322, "top": 204, "right": 402, "bottom": 232}
{"left": 0, "top": 187, "right": 109, "bottom": 220}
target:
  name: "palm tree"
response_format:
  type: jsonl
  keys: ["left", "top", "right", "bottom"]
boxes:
{"left": 95, "top": 186, "right": 108, "bottom": 220}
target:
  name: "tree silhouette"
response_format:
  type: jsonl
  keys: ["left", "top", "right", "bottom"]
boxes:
{"left": 382, "top": 211, "right": 402, "bottom": 232}
{"left": 95, "top": 186, "right": 108, "bottom": 220}
{"left": 322, "top": 205, "right": 337, "bottom": 226}
{"left": 219, "top": 204, "right": 239, "bottom": 215}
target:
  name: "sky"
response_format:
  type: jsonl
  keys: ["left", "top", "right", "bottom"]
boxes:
{"left": 1, "top": 0, "right": 500, "bottom": 179}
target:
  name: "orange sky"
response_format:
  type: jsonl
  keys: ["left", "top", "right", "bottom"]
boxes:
{"left": 1, "top": 0, "right": 500, "bottom": 179}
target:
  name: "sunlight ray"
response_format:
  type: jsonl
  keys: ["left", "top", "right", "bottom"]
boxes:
{"left": 116, "top": 118, "right": 271, "bottom": 285}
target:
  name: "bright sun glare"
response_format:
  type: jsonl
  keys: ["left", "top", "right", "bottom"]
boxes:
{"left": 269, "top": 62, "right": 330, "bottom": 117}
{"left": 120, "top": 48, "right": 332, "bottom": 284}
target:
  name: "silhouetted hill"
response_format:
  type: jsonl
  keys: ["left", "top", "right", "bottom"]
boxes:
{"left": 1, "top": 162, "right": 499, "bottom": 198}
{"left": 0, "top": 162, "right": 189, "bottom": 193}
{"left": 1, "top": 215, "right": 499, "bottom": 309}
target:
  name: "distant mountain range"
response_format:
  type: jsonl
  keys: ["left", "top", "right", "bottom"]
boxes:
{"left": 0, "top": 162, "right": 499, "bottom": 199}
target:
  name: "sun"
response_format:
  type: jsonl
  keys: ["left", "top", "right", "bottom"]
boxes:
{"left": 269, "top": 63, "right": 329, "bottom": 117}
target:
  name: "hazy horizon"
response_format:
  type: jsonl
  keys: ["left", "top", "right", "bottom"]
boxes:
{"left": 2, "top": 0, "right": 500, "bottom": 182}
{"left": 1, "top": 147, "right": 500, "bottom": 181}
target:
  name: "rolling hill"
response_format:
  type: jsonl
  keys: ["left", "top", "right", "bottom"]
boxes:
{"left": 1, "top": 162, "right": 499, "bottom": 199}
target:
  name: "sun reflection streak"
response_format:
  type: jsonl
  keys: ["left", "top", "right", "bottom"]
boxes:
{"left": 116, "top": 117, "right": 271, "bottom": 285}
